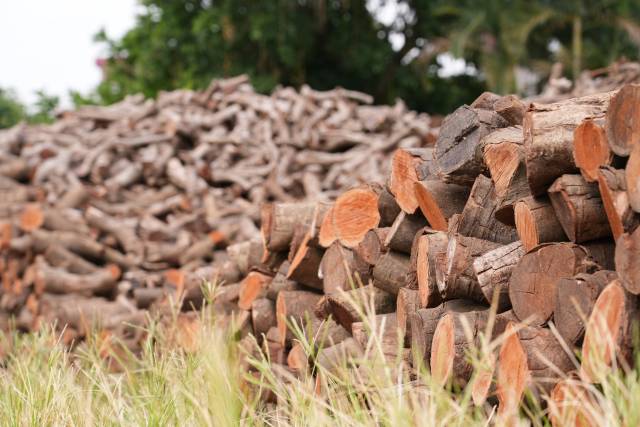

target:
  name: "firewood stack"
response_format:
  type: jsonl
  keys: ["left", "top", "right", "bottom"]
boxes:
{"left": 225, "top": 84, "right": 640, "bottom": 417}
{"left": 0, "top": 75, "right": 435, "bottom": 355}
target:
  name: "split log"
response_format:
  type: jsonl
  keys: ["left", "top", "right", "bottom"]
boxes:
{"left": 555, "top": 270, "right": 618, "bottom": 346}
{"left": 384, "top": 212, "right": 427, "bottom": 254}
{"left": 514, "top": 196, "right": 567, "bottom": 251}
{"left": 494, "top": 94, "right": 526, "bottom": 125}
{"left": 276, "top": 290, "right": 322, "bottom": 345}
{"left": 388, "top": 149, "right": 421, "bottom": 213}
{"left": 318, "top": 242, "right": 370, "bottom": 294}
{"left": 238, "top": 271, "right": 273, "bottom": 310}
{"left": 261, "top": 202, "right": 317, "bottom": 252}
{"left": 604, "top": 83, "right": 640, "bottom": 156}
{"left": 314, "top": 285, "right": 395, "bottom": 331}
{"left": 287, "top": 232, "right": 323, "bottom": 290}
{"left": 615, "top": 227, "right": 640, "bottom": 294}
{"left": 548, "top": 174, "right": 611, "bottom": 243}
{"left": 414, "top": 230, "right": 447, "bottom": 308}
{"left": 318, "top": 187, "right": 380, "bottom": 248}
{"left": 509, "top": 243, "right": 597, "bottom": 326}
{"left": 251, "top": 298, "right": 277, "bottom": 337}
{"left": 372, "top": 251, "right": 410, "bottom": 295}
{"left": 573, "top": 118, "right": 611, "bottom": 182}
{"left": 352, "top": 229, "right": 383, "bottom": 266}
{"left": 433, "top": 105, "right": 507, "bottom": 184}
{"left": 524, "top": 92, "right": 611, "bottom": 195}
{"left": 580, "top": 280, "right": 639, "bottom": 382}
{"left": 455, "top": 175, "right": 519, "bottom": 244}
{"left": 626, "top": 143, "right": 640, "bottom": 212}
{"left": 597, "top": 166, "right": 638, "bottom": 240}
{"left": 413, "top": 179, "right": 469, "bottom": 231}
{"left": 440, "top": 234, "right": 501, "bottom": 303}
{"left": 472, "top": 240, "right": 525, "bottom": 311}
{"left": 409, "top": 299, "right": 485, "bottom": 367}
{"left": 396, "top": 287, "right": 420, "bottom": 345}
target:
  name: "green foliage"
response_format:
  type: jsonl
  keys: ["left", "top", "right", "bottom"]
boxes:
{"left": 28, "top": 90, "right": 59, "bottom": 125}
{"left": 0, "top": 88, "right": 26, "bottom": 129}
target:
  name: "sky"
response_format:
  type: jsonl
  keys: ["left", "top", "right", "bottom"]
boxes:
{"left": 0, "top": 0, "right": 138, "bottom": 107}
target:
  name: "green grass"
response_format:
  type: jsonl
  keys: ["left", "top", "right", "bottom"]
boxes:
{"left": 0, "top": 290, "right": 639, "bottom": 426}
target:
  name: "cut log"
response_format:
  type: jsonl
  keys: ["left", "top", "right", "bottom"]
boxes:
{"left": 19, "top": 203, "right": 44, "bottom": 232}
{"left": 388, "top": 149, "right": 421, "bottom": 213}
{"left": 261, "top": 202, "right": 317, "bottom": 252}
{"left": 43, "top": 244, "right": 99, "bottom": 275}
{"left": 265, "top": 262, "right": 302, "bottom": 301}
{"left": 626, "top": 143, "right": 640, "bottom": 212}
{"left": 524, "top": 92, "right": 611, "bottom": 195}
{"left": 509, "top": 243, "right": 597, "bottom": 326}
{"left": 482, "top": 126, "right": 524, "bottom": 196}
{"left": 238, "top": 271, "right": 273, "bottom": 310}
{"left": 414, "top": 230, "right": 447, "bottom": 308}
{"left": 549, "top": 373, "right": 599, "bottom": 427}
{"left": 251, "top": 297, "right": 277, "bottom": 337}
{"left": 582, "top": 238, "right": 616, "bottom": 270}
{"left": 555, "top": 270, "right": 618, "bottom": 346}
{"left": 514, "top": 196, "right": 568, "bottom": 251}
{"left": 604, "top": 84, "right": 640, "bottom": 156}
{"left": 318, "top": 242, "right": 370, "bottom": 294}
{"left": 377, "top": 187, "right": 402, "bottom": 227}
{"left": 470, "top": 91, "right": 502, "bottom": 110}
{"left": 34, "top": 258, "right": 120, "bottom": 295}
{"left": 372, "top": 251, "right": 410, "bottom": 295}
{"left": 597, "top": 166, "right": 639, "bottom": 240}
{"left": 315, "top": 337, "right": 363, "bottom": 374}
{"left": 396, "top": 287, "right": 420, "bottom": 345}
{"left": 319, "top": 187, "right": 380, "bottom": 248}
{"left": 440, "top": 234, "right": 502, "bottom": 303}
{"left": 409, "top": 299, "right": 486, "bottom": 368}
{"left": 351, "top": 313, "right": 405, "bottom": 363}
{"left": 496, "top": 322, "right": 528, "bottom": 419}
{"left": 384, "top": 212, "right": 427, "bottom": 254}
{"left": 413, "top": 179, "right": 469, "bottom": 232}
{"left": 615, "top": 227, "right": 640, "bottom": 294}
{"left": 548, "top": 174, "right": 611, "bottom": 243}
{"left": 472, "top": 240, "right": 525, "bottom": 311}
{"left": 455, "top": 175, "right": 519, "bottom": 244}
{"left": 305, "top": 317, "right": 351, "bottom": 349}
{"left": 287, "top": 232, "right": 323, "bottom": 290}
{"left": 352, "top": 229, "right": 383, "bottom": 266}
{"left": 494, "top": 94, "right": 527, "bottom": 126}
{"left": 433, "top": 105, "right": 507, "bottom": 184}
{"left": 226, "top": 239, "right": 264, "bottom": 275}
{"left": 314, "top": 285, "right": 395, "bottom": 331}
{"left": 276, "top": 290, "right": 322, "bottom": 346}
{"left": 573, "top": 118, "right": 611, "bottom": 182}
{"left": 581, "top": 280, "right": 639, "bottom": 382}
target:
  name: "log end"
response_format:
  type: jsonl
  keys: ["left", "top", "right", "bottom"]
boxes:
{"left": 573, "top": 119, "right": 610, "bottom": 182}
{"left": 389, "top": 149, "right": 419, "bottom": 214}
{"left": 496, "top": 322, "right": 529, "bottom": 418}
{"left": 414, "top": 181, "right": 447, "bottom": 231}
{"left": 19, "top": 204, "right": 44, "bottom": 232}
{"left": 430, "top": 313, "right": 454, "bottom": 386}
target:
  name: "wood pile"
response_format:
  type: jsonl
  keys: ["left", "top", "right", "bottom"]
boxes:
{"left": 222, "top": 84, "right": 640, "bottom": 420}
{"left": 0, "top": 75, "right": 435, "bottom": 357}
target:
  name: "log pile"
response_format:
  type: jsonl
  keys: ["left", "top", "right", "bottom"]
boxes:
{"left": 218, "top": 84, "right": 640, "bottom": 419}
{"left": 0, "top": 75, "right": 435, "bottom": 354}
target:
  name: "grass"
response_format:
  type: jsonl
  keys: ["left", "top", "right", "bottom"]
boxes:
{"left": 0, "top": 286, "right": 639, "bottom": 426}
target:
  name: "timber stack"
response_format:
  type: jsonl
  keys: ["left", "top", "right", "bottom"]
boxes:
{"left": 219, "top": 84, "right": 640, "bottom": 423}
{"left": 0, "top": 75, "right": 435, "bottom": 358}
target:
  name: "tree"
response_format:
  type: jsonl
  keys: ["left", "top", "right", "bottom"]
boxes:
{"left": 0, "top": 88, "right": 26, "bottom": 129}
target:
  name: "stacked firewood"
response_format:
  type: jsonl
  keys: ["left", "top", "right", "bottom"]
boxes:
{"left": 0, "top": 75, "right": 434, "bottom": 356}
{"left": 226, "top": 85, "right": 640, "bottom": 420}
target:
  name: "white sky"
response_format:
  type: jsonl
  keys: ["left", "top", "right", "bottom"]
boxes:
{"left": 0, "top": 0, "right": 138, "bottom": 107}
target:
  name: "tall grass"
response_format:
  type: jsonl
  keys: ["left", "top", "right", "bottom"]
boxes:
{"left": 0, "top": 287, "right": 639, "bottom": 426}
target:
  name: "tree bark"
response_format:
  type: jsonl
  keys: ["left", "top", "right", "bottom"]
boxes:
{"left": 372, "top": 251, "right": 410, "bottom": 295}
{"left": 383, "top": 212, "right": 427, "bottom": 254}
{"left": 318, "top": 242, "right": 370, "bottom": 294}
{"left": 597, "top": 166, "right": 639, "bottom": 240}
{"left": 614, "top": 227, "right": 640, "bottom": 294}
{"left": 415, "top": 230, "right": 447, "bottom": 308}
{"left": 604, "top": 84, "right": 640, "bottom": 156}
{"left": 573, "top": 118, "right": 611, "bottom": 182}
{"left": 276, "top": 290, "right": 323, "bottom": 345}
{"left": 315, "top": 285, "right": 395, "bottom": 331}
{"left": 514, "top": 195, "right": 567, "bottom": 251}
{"left": 472, "top": 240, "right": 525, "bottom": 311}
{"left": 261, "top": 202, "right": 317, "bottom": 252}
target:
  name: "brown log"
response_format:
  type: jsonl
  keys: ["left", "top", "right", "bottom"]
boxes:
{"left": 287, "top": 342, "right": 309, "bottom": 373}
{"left": 315, "top": 337, "right": 363, "bottom": 374}
{"left": 351, "top": 313, "right": 406, "bottom": 363}
{"left": 615, "top": 227, "right": 640, "bottom": 294}
{"left": 179, "top": 231, "right": 225, "bottom": 265}
{"left": 514, "top": 195, "right": 567, "bottom": 251}
{"left": 415, "top": 230, "right": 447, "bottom": 308}
{"left": 548, "top": 174, "right": 611, "bottom": 243}
{"left": 318, "top": 242, "right": 370, "bottom": 294}
{"left": 372, "top": 251, "right": 410, "bottom": 295}
{"left": 626, "top": 143, "right": 640, "bottom": 212}
{"left": 582, "top": 238, "right": 616, "bottom": 270}
{"left": 34, "top": 258, "right": 120, "bottom": 296}
{"left": 472, "top": 240, "right": 525, "bottom": 311}
{"left": 524, "top": 92, "right": 611, "bottom": 195}
{"left": 85, "top": 206, "right": 144, "bottom": 258}
{"left": 573, "top": 118, "right": 611, "bottom": 182}
{"left": 315, "top": 285, "right": 395, "bottom": 331}
{"left": 604, "top": 84, "right": 640, "bottom": 156}
{"left": 470, "top": 91, "right": 501, "bottom": 110}
{"left": 413, "top": 179, "right": 469, "bottom": 231}
{"left": 43, "top": 244, "right": 99, "bottom": 275}
{"left": 396, "top": 287, "right": 420, "bottom": 345}
{"left": 265, "top": 261, "right": 302, "bottom": 301}
{"left": 597, "top": 166, "right": 639, "bottom": 240}
{"left": 287, "top": 232, "right": 323, "bottom": 290}
{"left": 19, "top": 203, "right": 44, "bottom": 232}
{"left": 251, "top": 297, "right": 277, "bottom": 337}
{"left": 226, "top": 238, "right": 264, "bottom": 276}
{"left": 555, "top": 270, "right": 618, "bottom": 346}
{"left": 377, "top": 187, "right": 402, "bottom": 227}
{"left": 318, "top": 187, "right": 380, "bottom": 248}
{"left": 440, "top": 234, "right": 501, "bottom": 303}
{"left": 263, "top": 327, "right": 285, "bottom": 364}
{"left": 433, "top": 105, "right": 507, "bottom": 184}
{"left": 261, "top": 202, "right": 317, "bottom": 252}
{"left": 352, "top": 229, "right": 383, "bottom": 266}
{"left": 383, "top": 212, "right": 427, "bottom": 254}
{"left": 388, "top": 149, "right": 421, "bottom": 213}
{"left": 238, "top": 271, "right": 273, "bottom": 310}
{"left": 509, "top": 243, "right": 597, "bottom": 326}
{"left": 581, "top": 280, "right": 639, "bottom": 382}
{"left": 276, "top": 290, "right": 322, "bottom": 345}
{"left": 305, "top": 317, "right": 351, "bottom": 349}
{"left": 455, "top": 175, "right": 518, "bottom": 244}
{"left": 409, "top": 299, "right": 486, "bottom": 367}
{"left": 494, "top": 94, "right": 526, "bottom": 125}
{"left": 549, "top": 373, "right": 599, "bottom": 427}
